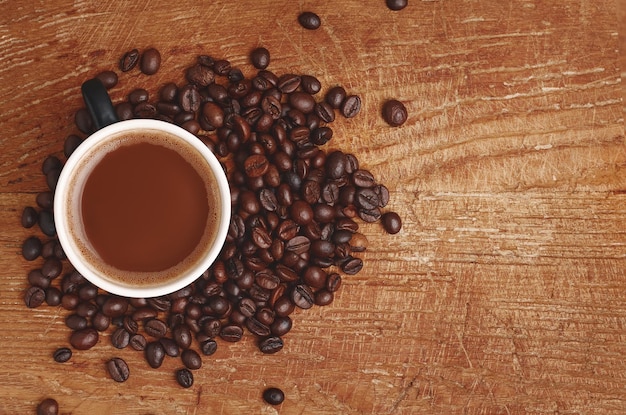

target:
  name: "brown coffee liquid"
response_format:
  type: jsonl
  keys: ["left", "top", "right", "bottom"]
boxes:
{"left": 81, "top": 140, "right": 210, "bottom": 273}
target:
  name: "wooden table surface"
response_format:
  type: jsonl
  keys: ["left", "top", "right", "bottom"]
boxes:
{"left": 1, "top": 1, "right": 625, "bottom": 414}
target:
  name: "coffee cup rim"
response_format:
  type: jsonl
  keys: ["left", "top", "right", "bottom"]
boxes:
{"left": 54, "top": 119, "right": 231, "bottom": 298}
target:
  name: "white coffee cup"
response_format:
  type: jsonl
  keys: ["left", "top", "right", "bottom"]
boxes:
{"left": 54, "top": 80, "right": 230, "bottom": 298}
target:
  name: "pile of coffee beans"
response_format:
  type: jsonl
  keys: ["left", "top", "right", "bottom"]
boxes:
{"left": 20, "top": 45, "right": 404, "bottom": 393}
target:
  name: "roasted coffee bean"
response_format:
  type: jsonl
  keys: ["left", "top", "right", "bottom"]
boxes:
{"left": 95, "top": 70, "right": 118, "bottom": 89}
{"left": 37, "top": 398, "right": 59, "bottom": 415}
{"left": 22, "top": 236, "right": 42, "bottom": 261}
{"left": 270, "top": 316, "right": 292, "bottom": 337}
{"left": 92, "top": 312, "right": 111, "bottom": 331}
{"left": 21, "top": 206, "right": 38, "bottom": 228}
{"left": 326, "top": 150, "right": 347, "bottom": 179}
{"left": 160, "top": 337, "right": 180, "bottom": 357}
{"left": 35, "top": 191, "right": 53, "bottom": 209}
{"left": 349, "top": 233, "right": 368, "bottom": 252}
{"left": 41, "top": 257, "right": 62, "bottom": 279}
{"left": 201, "top": 102, "right": 225, "bottom": 129}
{"left": 76, "top": 300, "right": 97, "bottom": 318}
{"left": 74, "top": 107, "right": 94, "bottom": 134}
{"left": 24, "top": 286, "right": 45, "bottom": 308}
{"left": 258, "top": 336, "right": 284, "bottom": 354}
{"left": 128, "top": 88, "right": 149, "bottom": 105}
{"left": 199, "top": 337, "right": 218, "bottom": 356}
{"left": 145, "top": 341, "right": 166, "bottom": 368}
{"left": 101, "top": 296, "right": 129, "bottom": 317}
{"left": 263, "top": 387, "right": 285, "bottom": 405}
{"left": 111, "top": 327, "right": 130, "bottom": 349}
{"left": 341, "top": 257, "right": 364, "bottom": 275}
{"left": 341, "top": 94, "right": 361, "bottom": 118}
{"left": 181, "top": 349, "right": 202, "bottom": 370}
{"left": 70, "top": 328, "right": 99, "bottom": 350}
{"left": 176, "top": 368, "right": 194, "bottom": 388}
{"left": 250, "top": 47, "right": 271, "bottom": 69}
{"left": 355, "top": 187, "right": 380, "bottom": 210}
{"left": 45, "top": 287, "right": 62, "bottom": 306}
{"left": 289, "top": 91, "right": 316, "bottom": 114}
{"left": 386, "top": 0, "right": 408, "bottom": 11}
{"left": 107, "top": 357, "right": 130, "bottom": 382}
{"left": 246, "top": 317, "right": 271, "bottom": 337}
{"left": 291, "top": 284, "right": 314, "bottom": 309}
{"left": 27, "top": 269, "right": 48, "bottom": 289}
{"left": 303, "top": 266, "right": 328, "bottom": 289}
{"left": 213, "top": 59, "right": 231, "bottom": 76}
{"left": 65, "top": 314, "right": 88, "bottom": 331}
{"left": 358, "top": 207, "right": 382, "bottom": 223}
{"left": 290, "top": 200, "right": 314, "bottom": 225}
{"left": 220, "top": 324, "right": 244, "bottom": 342}
{"left": 145, "top": 318, "right": 168, "bottom": 338}
{"left": 133, "top": 102, "right": 157, "bottom": 118}
{"left": 53, "top": 347, "right": 72, "bottom": 363}
{"left": 315, "top": 290, "right": 334, "bottom": 306}
{"left": 298, "top": 11, "right": 321, "bottom": 30}
{"left": 277, "top": 74, "right": 301, "bottom": 94}
{"left": 173, "top": 325, "right": 192, "bottom": 349}
{"left": 140, "top": 47, "right": 161, "bottom": 75}
{"left": 130, "top": 333, "right": 147, "bottom": 351}
{"left": 324, "top": 86, "right": 345, "bottom": 109}
{"left": 120, "top": 48, "right": 139, "bottom": 71}
{"left": 259, "top": 188, "right": 279, "bottom": 211}
{"left": 352, "top": 169, "right": 376, "bottom": 188}
{"left": 300, "top": 74, "right": 321, "bottom": 94}
{"left": 382, "top": 99, "right": 408, "bottom": 126}
{"left": 186, "top": 63, "right": 215, "bottom": 86}
{"left": 381, "top": 211, "right": 402, "bottom": 234}
{"left": 46, "top": 167, "right": 61, "bottom": 191}
{"left": 178, "top": 84, "right": 202, "bottom": 112}
{"left": 244, "top": 154, "right": 269, "bottom": 177}
{"left": 38, "top": 210, "right": 55, "bottom": 236}
{"left": 115, "top": 102, "right": 134, "bottom": 121}
{"left": 132, "top": 306, "right": 158, "bottom": 321}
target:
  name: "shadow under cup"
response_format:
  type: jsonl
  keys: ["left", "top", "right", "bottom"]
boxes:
{"left": 54, "top": 119, "right": 231, "bottom": 298}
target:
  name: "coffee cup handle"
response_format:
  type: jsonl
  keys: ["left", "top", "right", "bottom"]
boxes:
{"left": 81, "top": 78, "right": 119, "bottom": 130}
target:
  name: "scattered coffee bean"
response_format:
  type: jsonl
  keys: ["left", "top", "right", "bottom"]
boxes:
{"left": 341, "top": 94, "right": 362, "bottom": 118}
{"left": 37, "top": 398, "right": 59, "bottom": 415}
{"left": 175, "top": 368, "right": 194, "bottom": 388}
{"left": 96, "top": 70, "right": 118, "bottom": 89}
{"left": 22, "top": 236, "right": 42, "bottom": 261}
{"left": 250, "top": 47, "right": 270, "bottom": 69}
{"left": 382, "top": 99, "right": 408, "bottom": 126}
{"left": 119, "top": 48, "right": 140, "bottom": 72}
{"left": 24, "top": 286, "right": 45, "bottom": 308}
{"left": 381, "top": 211, "right": 402, "bottom": 234}
{"left": 70, "top": 328, "right": 99, "bottom": 350}
{"left": 298, "top": 11, "right": 321, "bottom": 30}
{"left": 386, "top": 0, "right": 408, "bottom": 11}
{"left": 21, "top": 207, "right": 38, "bottom": 228}
{"left": 181, "top": 349, "right": 202, "bottom": 370}
{"left": 140, "top": 47, "right": 161, "bottom": 75}
{"left": 263, "top": 387, "right": 285, "bottom": 405}
{"left": 53, "top": 347, "right": 72, "bottom": 363}
{"left": 107, "top": 357, "right": 130, "bottom": 382}
{"left": 145, "top": 341, "right": 166, "bottom": 368}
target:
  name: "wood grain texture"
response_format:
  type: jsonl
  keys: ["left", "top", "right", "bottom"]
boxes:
{"left": 1, "top": 1, "right": 625, "bottom": 414}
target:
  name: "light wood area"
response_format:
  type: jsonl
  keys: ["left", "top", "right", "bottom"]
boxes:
{"left": 1, "top": 1, "right": 625, "bottom": 414}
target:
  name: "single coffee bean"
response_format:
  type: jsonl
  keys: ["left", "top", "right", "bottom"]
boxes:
{"left": 144, "top": 318, "right": 168, "bottom": 338}
{"left": 37, "top": 398, "right": 59, "bottom": 415}
{"left": 289, "top": 91, "right": 316, "bottom": 114}
{"left": 22, "top": 236, "right": 42, "bottom": 261}
{"left": 382, "top": 99, "right": 408, "bottom": 126}
{"left": 315, "top": 289, "right": 334, "bottom": 306}
{"left": 92, "top": 312, "right": 111, "bottom": 332}
{"left": 341, "top": 94, "right": 361, "bottom": 118}
{"left": 111, "top": 327, "right": 130, "bottom": 349}
{"left": 298, "top": 11, "right": 321, "bottom": 30}
{"left": 213, "top": 59, "right": 231, "bottom": 75}
{"left": 199, "top": 337, "right": 218, "bottom": 355}
{"left": 258, "top": 335, "right": 284, "bottom": 354}
{"left": 341, "top": 257, "right": 364, "bottom": 275}
{"left": 140, "top": 47, "right": 161, "bottom": 75}
{"left": 65, "top": 314, "right": 88, "bottom": 331}
{"left": 21, "top": 206, "right": 38, "bottom": 228}
{"left": 129, "top": 333, "right": 147, "bottom": 351}
{"left": 28, "top": 269, "right": 49, "bottom": 289}
{"left": 176, "top": 368, "right": 194, "bottom": 388}
{"left": 270, "top": 316, "right": 292, "bottom": 337}
{"left": 381, "top": 211, "right": 402, "bottom": 234}
{"left": 24, "top": 286, "right": 45, "bottom": 308}
{"left": 45, "top": 287, "right": 62, "bottom": 306}
{"left": 250, "top": 47, "right": 270, "bottom": 69}
{"left": 352, "top": 169, "right": 376, "bottom": 188}
{"left": 326, "top": 150, "right": 347, "bottom": 179}
{"left": 325, "top": 85, "right": 346, "bottom": 109}
{"left": 181, "top": 349, "right": 202, "bottom": 370}
{"left": 186, "top": 63, "right": 215, "bottom": 86}
{"left": 386, "top": 0, "right": 408, "bottom": 11}
{"left": 64, "top": 134, "right": 82, "bottom": 158}
{"left": 53, "top": 347, "right": 72, "bottom": 363}
{"left": 300, "top": 75, "right": 321, "bottom": 94}
{"left": 119, "top": 48, "right": 140, "bottom": 71}
{"left": 160, "top": 337, "right": 180, "bottom": 357}
{"left": 291, "top": 284, "right": 315, "bottom": 309}
{"left": 101, "top": 296, "right": 129, "bottom": 317}
{"left": 38, "top": 210, "right": 56, "bottom": 237}
{"left": 70, "top": 328, "right": 99, "bottom": 350}
{"left": 263, "top": 387, "right": 285, "bottom": 405}
{"left": 96, "top": 70, "right": 118, "bottom": 89}
{"left": 107, "top": 357, "right": 130, "bottom": 382}
{"left": 277, "top": 74, "right": 301, "bottom": 94}
{"left": 145, "top": 341, "right": 166, "bottom": 368}
{"left": 172, "top": 325, "right": 192, "bottom": 349}
{"left": 220, "top": 324, "right": 244, "bottom": 342}
{"left": 41, "top": 257, "right": 62, "bottom": 279}
{"left": 36, "top": 192, "right": 54, "bottom": 209}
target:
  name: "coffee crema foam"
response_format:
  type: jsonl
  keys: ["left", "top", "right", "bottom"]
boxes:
{"left": 66, "top": 129, "right": 222, "bottom": 288}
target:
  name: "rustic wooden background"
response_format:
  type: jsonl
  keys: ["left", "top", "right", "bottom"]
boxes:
{"left": 1, "top": 1, "right": 625, "bottom": 414}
